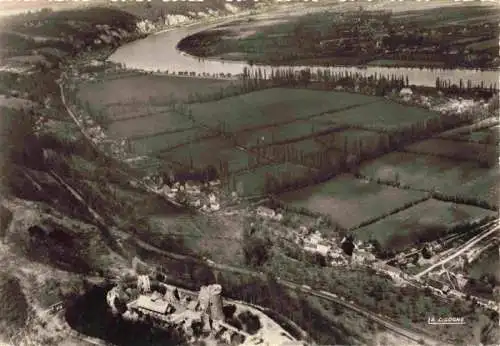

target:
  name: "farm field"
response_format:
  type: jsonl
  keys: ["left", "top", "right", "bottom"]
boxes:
{"left": 404, "top": 138, "right": 497, "bottom": 163}
{"left": 102, "top": 104, "right": 174, "bottom": 122}
{"left": 75, "top": 80, "right": 487, "bottom": 199}
{"left": 158, "top": 136, "right": 257, "bottom": 173}
{"left": 317, "top": 100, "right": 441, "bottom": 131}
{"left": 436, "top": 117, "right": 498, "bottom": 139}
{"left": 455, "top": 168, "right": 499, "bottom": 209}
{"left": 359, "top": 152, "right": 499, "bottom": 208}
{"left": 354, "top": 199, "right": 495, "bottom": 252}
{"left": 466, "top": 246, "right": 500, "bottom": 283}
{"left": 230, "top": 163, "right": 314, "bottom": 197}
{"left": 76, "top": 74, "right": 234, "bottom": 109}
{"left": 129, "top": 128, "right": 215, "bottom": 156}
{"left": 315, "top": 129, "right": 385, "bottom": 154}
{"left": 278, "top": 174, "right": 429, "bottom": 230}
{"left": 235, "top": 120, "right": 346, "bottom": 148}
{"left": 188, "top": 88, "right": 380, "bottom": 132}
{"left": 106, "top": 111, "right": 194, "bottom": 138}
{"left": 439, "top": 124, "right": 499, "bottom": 145}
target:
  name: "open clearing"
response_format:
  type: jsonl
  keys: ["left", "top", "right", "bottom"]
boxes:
{"left": 354, "top": 199, "right": 495, "bottom": 252}
{"left": 278, "top": 174, "right": 428, "bottom": 230}
{"left": 359, "top": 152, "right": 499, "bottom": 208}
{"left": 147, "top": 212, "right": 245, "bottom": 265}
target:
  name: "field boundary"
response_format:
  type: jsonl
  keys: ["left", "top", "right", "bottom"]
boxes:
{"left": 349, "top": 194, "right": 432, "bottom": 231}
{"left": 127, "top": 125, "right": 206, "bottom": 141}
{"left": 431, "top": 135, "right": 498, "bottom": 146}
{"left": 243, "top": 125, "right": 351, "bottom": 150}
{"left": 400, "top": 147, "right": 496, "bottom": 167}
{"left": 354, "top": 172, "right": 498, "bottom": 212}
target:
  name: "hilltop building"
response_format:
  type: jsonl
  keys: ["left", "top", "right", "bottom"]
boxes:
{"left": 106, "top": 274, "right": 304, "bottom": 346}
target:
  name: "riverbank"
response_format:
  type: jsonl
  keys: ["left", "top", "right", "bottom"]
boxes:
{"left": 108, "top": 1, "right": 500, "bottom": 88}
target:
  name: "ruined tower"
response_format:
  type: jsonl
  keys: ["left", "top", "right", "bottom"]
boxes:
{"left": 198, "top": 285, "right": 210, "bottom": 313}
{"left": 208, "top": 284, "right": 224, "bottom": 321}
{"left": 137, "top": 275, "right": 151, "bottom": 293}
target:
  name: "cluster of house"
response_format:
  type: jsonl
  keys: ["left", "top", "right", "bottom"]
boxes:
{"left": 147, "top": 176, "right": 228, "bottom": 213}
{"left": 253, "top": 206, "right": 382, "bottom": 267}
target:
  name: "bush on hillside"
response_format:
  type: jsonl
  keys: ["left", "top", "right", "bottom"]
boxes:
{"left": 0, "top": 273, "right": 29, "bottom": 339}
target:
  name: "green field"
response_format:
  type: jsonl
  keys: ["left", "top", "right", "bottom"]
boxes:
{"left": 230, "top": 163, "right": 314, "bottom": 196}
{"left": 467, "top": 246, "right": 499, "bottom": 282}
{"left": 354, "top": 199, "right": 495, "bottom": 252}
{"left": 439, "top": 124, "right": 499, "bottom": 145}
{"left": 75, "top": 77, "right": 480, "bottom": 199}
{"left": 129, "top": 128, "right": 214, "bottom": 156}
{"left": 107, "top": 111, "right": 195, "bottom": 138}
{"left": 76, "top": 74, "right": 234, "bottom": 110}
{"left": 188, "top": 88, "right": 380, "bottom": 132}
{"left": 159, "top": 136, "right": 255, "bottom": 173}
{"left": 317, "top": 100, "right": 441, "bottom": 131}
{"left": 359, "top": 151, "right": 499, "bottom": 208}
{"left": 279, "top": 174, "right": 428, "bottom": 230}
{"left": 455, "top": 168, "right": 499, "bottom": 209}
{"left": 366, "top": 60, "right": 446, "bottom": 68}
{"left": 235, "top": 120, "right": 345, "bottom": 148}
{"left": 404, "top": 138, "right": 497, "bottom": 163}
{"left": 315, "top": 129, "right": 385, "bottom": 154}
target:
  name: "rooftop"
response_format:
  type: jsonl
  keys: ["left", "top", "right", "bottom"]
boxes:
{"left": 135, "top": 294, "right": 170, "bottom": 314}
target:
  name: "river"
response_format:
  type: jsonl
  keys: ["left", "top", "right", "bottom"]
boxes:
{"left": 108, "top": 20, "right": 499, "bottom": 88}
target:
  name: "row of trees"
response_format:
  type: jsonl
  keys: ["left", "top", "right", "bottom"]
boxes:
{"left": 435, "top": 77, "right": 498, "bottom": 98}
{"left": 169, "top": 89, "right": 493, "bottom": 197}
{"left": 254, "top": 103, "right": 491, "bottom": 195}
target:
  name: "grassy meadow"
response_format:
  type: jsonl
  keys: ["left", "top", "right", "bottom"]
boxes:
{"left": 76, "top": 74, "right": 234, "bottom": 109}
{"left": 187, "top": 88, "right": 380, "bottom": 132}
{"left": 278, "top": 174, "right": 429, "bottom": 230}
{"left": 75, "top": 72, "right": 498, "bottom": 263}
{"left": 404, "top": 138, "right": 497, "bottom": 163}
{"left": 439, "top": 124, "right": 499, "bottom": 145}
{"left": 359, "top": 152, "right": 499, "bottom": 208}
{"left": 354, "top": 199, "right": 495, "bottom": 252}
